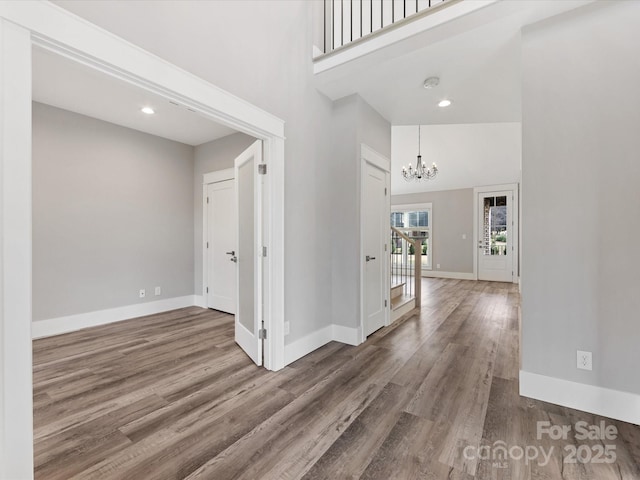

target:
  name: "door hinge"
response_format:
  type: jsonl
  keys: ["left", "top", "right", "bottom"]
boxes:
{"left": 385, "top": 244, "right": 387, "bottom": 252}
{"left": 206, "top": 241, "right": 209, "bottom": 248}
{"left": 385, "top": 299, "right": 388, "bottom": 307}
{"left": 206, "top": 287, "right": 209, "bottom": 293}
{"left": 262, "top": 246, "right": 267, "bottom": 257}
{"left": 258, "top": 164, "right": 267, "bottom": 175}
{"left": 384, "top": 187, "right": 387, "bottom": 195}
{"left": 207, "top": 196, "right": 209, "bottom": 204}
{"left": 258, "top": 328, "right": 267, "bottom": 339}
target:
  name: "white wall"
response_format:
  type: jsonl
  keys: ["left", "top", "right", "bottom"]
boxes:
{"left": 391, "top": 123, "right": 521, "bottom": 195}
{"left": 32, "top": 102, "right": 195, "bottom": 321}
{"left": 521, "top": 2, "right": 640, "bottom": 396}
{"left": 193, "top": 133, "right": 256, "bottom": 295}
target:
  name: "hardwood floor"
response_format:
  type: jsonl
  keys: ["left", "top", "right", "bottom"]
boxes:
{"left": 33, "top": 279, "right": 640, "bottom": 479}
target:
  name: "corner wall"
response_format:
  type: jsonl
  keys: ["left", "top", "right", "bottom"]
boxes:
{"left": 331, "top": 94, "right": 391, "bottom": 331}
{"left": 520, "top": 1, "right": 640, "bottom": 423}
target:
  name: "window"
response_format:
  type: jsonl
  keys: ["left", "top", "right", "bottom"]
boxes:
{"left": 390, "top": 203, "right": 432, "bottom": 270}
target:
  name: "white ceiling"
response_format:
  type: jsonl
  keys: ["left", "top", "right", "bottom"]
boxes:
{"left": 391, "top": 123, "right": 521, "bottom": 195}
{"left": 32, "top": 46, "right": 237, "bottom": 146}
{"left": 314, "top": 0, "right": 594, "bottom": 125}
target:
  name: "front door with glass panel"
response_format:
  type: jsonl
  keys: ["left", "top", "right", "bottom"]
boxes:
{"left": 477, "top": 191, "right": 513, "bottom": 282}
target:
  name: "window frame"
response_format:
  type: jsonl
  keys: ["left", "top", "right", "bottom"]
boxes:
{"left": 391, "top": 202, "right": 433, "bottom": 270}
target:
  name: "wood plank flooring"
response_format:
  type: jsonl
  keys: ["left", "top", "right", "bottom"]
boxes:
{"left": 33, "top": 279, "right": 640, "bottom": 479}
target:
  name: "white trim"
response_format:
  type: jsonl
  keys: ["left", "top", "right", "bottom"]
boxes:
{"left": 283, "top": 323, "right": 362, "bottom": 365}
{"left": 203, "top": 168, "right": 234, "bottom": 185}
{"left": 202, "top": 168, "right": 235, "bottom": 310}
{"left": 361, "top": 144, "right": 391, "bottom": 173}
{"left": 194, "top": 295, "right": 206, "bottom": 308}
{"left": 32, "top": 296, "right": 198, "bottom": 339}
{"left": 473, "top": 183, "right": 519, "bottom": 283}
{"left": 284, "top": 325, "right": 333, "bottom": 365}
{"left": 332, "top": 324, "right": 360, "bottom": 346}
{"left": 421, "top": 270, "right": 475, "bottom": 280}
{"left": 0, "top": 18, "right": 33, "bottom": 479}
{"left": 520, "top": 370, "right": 640, "bottom": 426}
{"left": 263, "top": 136, "right": 285, "bottom": 371}
{"left": 360, "top": 144, "right": 391, "bottom": 344}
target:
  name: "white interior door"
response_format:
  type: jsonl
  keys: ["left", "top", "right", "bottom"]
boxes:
{"left": 235, "top": 140, "right": 263, "bottom": 366}
{"left": 206, "top": 179, "right": 237, "bottom": 313}
{"left": 478, "top": 190, "right": 514, "bottom": 282}
{"left": 363, "top": 161, "right": 389, "bottom": 337}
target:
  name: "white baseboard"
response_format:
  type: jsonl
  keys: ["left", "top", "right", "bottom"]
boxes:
{"left": 193, "top": 295, "right": 206, "bottom": 308}
{"left": 284, "top": 325, "right": 333, "bottom": 365}
{"left": 332, "top": 324, "right": 360, "bottom": 346}
{"left": 284, "top": 323, "right": 363, "bottom": 365}
{"left": 32, "top": 295, "right": 199, "bottom": 339}
{"left": 421, "top": 270, "right": 475, "bottom": 280}
{"left": 520, "top": 370, "right": 640, "bottom": 426}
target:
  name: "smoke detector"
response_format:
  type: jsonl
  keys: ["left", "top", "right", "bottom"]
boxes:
{"left": 423, "top": 77, "right": 440, "bottom": 89}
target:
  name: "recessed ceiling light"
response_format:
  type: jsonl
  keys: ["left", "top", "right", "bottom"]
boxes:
{"left": 141, "top": 107, "right": 155, "bottom": 115}
{"left": 423, "top": 76, "right": 440, "bottom": 89}
{"left": 438, "top": 99, "right": 452, "bottom": 108}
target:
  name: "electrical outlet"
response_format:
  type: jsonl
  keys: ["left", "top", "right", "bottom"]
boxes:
{"left": 462, "top": 234, "right": 467, "bottom": 240}
{"left": 284, "top": 321, "right": 290, "bottom": 336}
{"left": 139, "top": 289, "right": 146, "bottom": 298}
{"left": 155, "top": 286, "right": 161, "bottom": 296}
{"left": 436, "top": 264, "right": 441, "bottom": 269}
{"left": 577, "top": 350, "right": 592, "bottom": 371}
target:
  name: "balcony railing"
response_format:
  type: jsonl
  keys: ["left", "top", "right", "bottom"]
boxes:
{"left": 322, "top": 0, "right": 452, "bottom": 55}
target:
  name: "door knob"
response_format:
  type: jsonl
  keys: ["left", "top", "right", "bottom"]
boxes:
{"left": 226, "top": 251, "right": 235, "bottom": 256}
{"left": 366, "top": 255, "right": 376, "bottom": 262}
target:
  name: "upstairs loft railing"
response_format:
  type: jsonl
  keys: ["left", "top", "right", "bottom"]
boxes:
{"left": 391, "top": 226, "right": 422, "bottom": 310}
{"left": 322, "top": 0, "right": 453, "bottom": 55}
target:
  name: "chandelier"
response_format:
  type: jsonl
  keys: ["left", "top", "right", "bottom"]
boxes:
{"left": 402, "top": 125, "right": 438, "bottom": 181}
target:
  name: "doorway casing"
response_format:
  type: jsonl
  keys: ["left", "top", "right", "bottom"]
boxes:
{"left": 472, "top": 183, "right": 519, "bottom": 283}
{"left": 359, "top": 144, "right": 391, "bottom": 343}
{"left": 0, "top": 3, "right": 286, "bottom": 477}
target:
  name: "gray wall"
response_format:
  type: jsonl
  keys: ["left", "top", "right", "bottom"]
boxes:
{"left": 392, "top": 188, "right": 474, "bottom": 274}
{"left": 193, "top": 133, "right": 256, "bottom": 294}
{"left": 521, "top": 2, "right": 640, "bottom": 394}
{"left": 331, "top": 94, "right": 392, "bottom": 330}
{"left": 32, "top": 102, "right": 194, "bottom": 321}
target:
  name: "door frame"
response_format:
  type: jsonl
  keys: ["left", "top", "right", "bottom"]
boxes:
{"left": 202, "top": 168, "right": 235, "bottom": 312}
{"left": 0, "top": 4, "right": 286, "bottom": 476}
{"left": 473, "top": 183, "right": 519, "bottom": 283}
{"left": 359, "top": 144, "right": 391, "bottom": 344}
